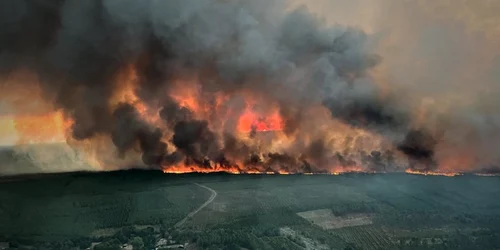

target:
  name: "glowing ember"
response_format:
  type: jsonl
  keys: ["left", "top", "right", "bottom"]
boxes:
{"left": 162, "top": 164, "right": 242, "bottom": 174}
{"left": 162, "top": 165, "right": 372, "bottom": 175}
{"left": 405, "top": 169, "right": 462, "bottom": 177}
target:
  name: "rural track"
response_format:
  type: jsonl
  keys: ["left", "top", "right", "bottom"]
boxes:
{"left": 174, "top": 183, "right": 217, "bottom": 228}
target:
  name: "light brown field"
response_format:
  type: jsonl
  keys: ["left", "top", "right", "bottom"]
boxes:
{"left": 280, "top": 227, "right": 329, "bottom": 250}
{"left": 297, "top": 209, "right": 372, "bottom": 230}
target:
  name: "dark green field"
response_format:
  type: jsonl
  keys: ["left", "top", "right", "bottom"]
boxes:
{"left": 1, "top": 171, "right": 500, "bottom": 250}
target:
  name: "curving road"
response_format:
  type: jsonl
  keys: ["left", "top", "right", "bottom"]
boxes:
{"left": 174, "top": 183, "right": 217, "bottom": 228}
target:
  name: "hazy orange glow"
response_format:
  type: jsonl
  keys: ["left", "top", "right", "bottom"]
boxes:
{"left": 0, "top": 112, "right": 72, "bottom": 145}
{"left": 13, "top": 111, "right": 73, "bottom": 144}
{"left": 435, "top": 152, "right": 476, "bottom": 173}
{"left": 0, "top": 70, "right": 74, "bottom": 146}
{"left": 0, "top": 69, "right": 75, "bottom": 146}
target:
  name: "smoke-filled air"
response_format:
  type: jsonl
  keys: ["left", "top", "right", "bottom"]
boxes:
{"left": 1, "top": 0, "right": 499, "bottom": 176}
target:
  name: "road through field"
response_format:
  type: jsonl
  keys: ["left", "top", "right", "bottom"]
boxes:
{"left": 174, "top": 183, "right": 217, "bottom": 228}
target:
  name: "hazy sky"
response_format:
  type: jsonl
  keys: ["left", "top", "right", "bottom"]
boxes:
{"left": 294, "top": 0, "right": 500, "bottom": 169}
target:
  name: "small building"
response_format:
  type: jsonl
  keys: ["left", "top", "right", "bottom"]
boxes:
{"left": 156, "top": 238, "right": 168, "bottom": 247}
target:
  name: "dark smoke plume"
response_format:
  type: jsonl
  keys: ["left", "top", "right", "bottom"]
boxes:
{"left": 398, "top": 129, "right": 437, "bottom": 171}
{"left": 0, "top": 0, "right": 466, "bottom": 173}
{"left": 111, "top": 103, "right": 167, "bottom": 166}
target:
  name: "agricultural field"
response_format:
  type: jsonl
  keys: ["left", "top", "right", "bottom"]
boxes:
{"left": 0, "top": 170, "right": 210, "bottom": 241}
{"left": 186, "top": 174, "right": 500, "bottom": 249}
{"left": 297, "top": 209, "right": 372, "bottom": 230}
{"left": 1, "top": 171, "right": 500, "bottom": 249}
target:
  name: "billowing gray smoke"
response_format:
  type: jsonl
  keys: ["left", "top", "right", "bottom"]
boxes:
{"left": 0, "top": 0, "right": 448, "bottom": 173}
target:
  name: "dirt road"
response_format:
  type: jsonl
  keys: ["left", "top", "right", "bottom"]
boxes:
{"left": 174, "top": 183, "right": 217, "bottom": 228}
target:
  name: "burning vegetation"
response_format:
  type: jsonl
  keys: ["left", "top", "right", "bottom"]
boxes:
{"left": 0, "top": 0, "right": 499, "bottom": 175}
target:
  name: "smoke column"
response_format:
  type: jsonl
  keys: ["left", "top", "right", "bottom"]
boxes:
{"left": 0, "top": 0, "right": 499, "bottom": 175}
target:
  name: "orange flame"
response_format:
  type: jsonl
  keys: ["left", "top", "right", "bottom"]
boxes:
{"left": 111, "top": 64, "right": 162, "bottom": 125}
{"left": 162, "top": 163, "right": 369, "bottom": 175}
{"left": 405, "top": 169, "right": 462, "bottom": 177}
{"left": 1, "top": 68, "right": 488, "bottom": 176}
{"left": 161, "top": 166, "right": 373, "bottom": 175}
{"left": 237, "top": 108, "right": 284, "bottom": 133}
{"left": 162, "top": 163, "right": 242, "bottom": 174}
